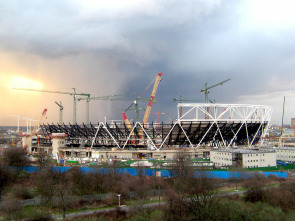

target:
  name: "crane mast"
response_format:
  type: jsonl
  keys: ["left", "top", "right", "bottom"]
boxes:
{"left": 55, "top": 101, "right": 64, "bottom": 124}
{"left": 121, "top": 73, "right": 163, "bottom": 137}
{"left": 142, "top": 73, "right": 163, "bottom": 126}
{"left": 78, "top": 94, "right": 123, "bottom": 125}
{"left": 173, "top": 95, "right": 201, "bottom": 119}
{"left": 122, "top": 112, "right": 134, "bottom": 136}
{"left": 120, "top": 97, "right": 153, "bottom": 123}
{"left": 200, "top": 78, "right": 231, "bottom": 103}
{"left": 14, "top": 87, "right": 90, "bottom": 124}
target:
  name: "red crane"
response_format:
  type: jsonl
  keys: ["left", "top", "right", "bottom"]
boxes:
{"left": 122, "top": 73, "right": 163, "bottom": 135}
{"left": 142, "top": 73, "right": 163, "bottom": 126}
{"left": 140, "top": 111, "right": 166, "bottom": 130}
{"left": 140, "top": 111, "right": 166, "bottom": 124}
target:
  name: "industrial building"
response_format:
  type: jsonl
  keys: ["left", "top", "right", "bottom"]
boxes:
{"left": 210, "top": 149, "right": 277, "bottom": 168}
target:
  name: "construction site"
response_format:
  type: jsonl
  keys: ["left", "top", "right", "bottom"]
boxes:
{"left": 16, "top": 73, "right": 272, "bottom": 162}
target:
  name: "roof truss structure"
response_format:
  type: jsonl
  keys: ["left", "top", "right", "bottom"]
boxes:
{"left": 40, "top": 104, "right": 272, "bottom": 150}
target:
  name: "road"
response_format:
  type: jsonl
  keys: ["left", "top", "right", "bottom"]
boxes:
{"left": 51, "top": 190, "right": 246, "bottom": 219}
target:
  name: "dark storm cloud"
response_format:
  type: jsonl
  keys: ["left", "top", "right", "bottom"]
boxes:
{"left": 1, "top": 0, "right": 295, "bottom": 124}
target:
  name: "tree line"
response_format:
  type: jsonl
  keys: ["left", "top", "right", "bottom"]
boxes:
{"left": 0, "top": 146, "right": 295, "bottom": 220}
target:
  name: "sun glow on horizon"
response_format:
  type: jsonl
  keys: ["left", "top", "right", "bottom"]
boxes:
{"left": 9, "top": 75, "right": 44, "bottom": 90}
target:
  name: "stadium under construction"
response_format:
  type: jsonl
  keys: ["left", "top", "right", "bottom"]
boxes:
{"left": 36, "top": 103, "right": 272, "bottom": 159}
{"left": 17, "top": 74, "right": 273, "bottom": 160}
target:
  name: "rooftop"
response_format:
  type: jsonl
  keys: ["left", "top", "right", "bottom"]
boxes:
{"left": 211, "top": 148, "right": 275, "bottom": 154}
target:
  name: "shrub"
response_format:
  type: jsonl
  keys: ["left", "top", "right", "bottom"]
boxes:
{"left": 26, "top": 211, "right": 53, "bottom": 221}
{"left": 0, "top": 197, "right": 22, "bottom": 220}
{"left": 13, "top": 185, "right": 34, "bottom": 200}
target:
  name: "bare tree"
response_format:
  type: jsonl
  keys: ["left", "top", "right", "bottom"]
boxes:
{"left": 105, "top": 160, "right": 123, "bottom": 204}
{"left": 2, "top": 146, "right": 29, "bottom": 171}
{"left": 165, "top": 149, "right": 221, "bottom": 220}
{"left": 0, "top": 163, "right": 15, "bottom": 200}
{"left": 0, "top": 197, "right": 22, "bottom": 220}
{"left": 151, "top": 171, "right": 165, "bottom": 207}
{"left": 133, "top": 166, "right": 151, "bottom": 202}
{"left": 92, "top": 169, "right": 107, "bottom": 194}
{"left": 55, "top": 171, "right": 74, "bottom": 219}
{"left": 36, "top": 151, "right": 52, "bottom": 168}
{"left": 185, "top": 170, "right": 221, "bottom": 220}
{"left": 164, "top": 150, "right": 193, "bottom": 220}
{"left": 228, "top": 168, "right": 247, "bottom": 190}
{"left": 34, "top": 168, "right": 56, "bottom": 206}
{"left": 243, "top": 173, "right": 267, "bottom": 203}
{"left": 67, "top": 166, "right": 90, "bottom": 197}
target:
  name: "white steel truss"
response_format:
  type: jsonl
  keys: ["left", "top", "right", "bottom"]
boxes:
{"left": 91, "top": 122, "right": 121, "bottom": 149}
{"left": 175, "top": 103, "right": 272, "bottom": 148}
{"left": 51, "top": 103, "right": 272, "bottom": 150}
{"left": 178, "top": 103, "right": 272, "bottom": 123}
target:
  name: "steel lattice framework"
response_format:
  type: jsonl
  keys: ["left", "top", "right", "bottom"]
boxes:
{"left": 168, "top": 103, "right": 272, "bottom": 148}
{"left": 40, "top": 103, "right": 272, "bottom": 150}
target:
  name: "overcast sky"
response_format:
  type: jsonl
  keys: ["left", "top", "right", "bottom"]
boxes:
{"left": 1, "top": 0, "right": 295, "bottom": 127}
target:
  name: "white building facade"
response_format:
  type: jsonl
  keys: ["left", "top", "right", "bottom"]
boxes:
{"left": 275, "top": 147, "right": 295, "bottom": 162}
{"left": 210, "top": 149, "right": 276, "bottom": 168}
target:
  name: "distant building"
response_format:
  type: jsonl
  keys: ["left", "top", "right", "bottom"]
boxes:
{"left": 282, "top": 128, "right": 294, "bottom": 137}
{"left": 210, "top": 149, "right": 276, "bottom": 168}
{"left": 291, "top": 118, "right": 295, "bottom": 129}
{"left": 275, "top": 147, "right": 295, "bottom": 163}
{"left": 270, "top": 124, "right": 281, "bottom": 130}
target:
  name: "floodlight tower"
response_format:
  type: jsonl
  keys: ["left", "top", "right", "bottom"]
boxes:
{"left": 8, "top": 115, "right": 21, "bottom": 132}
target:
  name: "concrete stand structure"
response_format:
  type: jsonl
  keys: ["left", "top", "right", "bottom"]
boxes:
{"left": 51, "top": 133, "right": 67, "bottom": 156}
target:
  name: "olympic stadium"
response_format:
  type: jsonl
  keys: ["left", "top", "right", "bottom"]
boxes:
{"left": 40, "top": 103, "right": 272, "bottom": 150}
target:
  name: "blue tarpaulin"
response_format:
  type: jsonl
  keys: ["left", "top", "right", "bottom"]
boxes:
{"left": 21, "top": 166, "right": 287, "bottom": 179}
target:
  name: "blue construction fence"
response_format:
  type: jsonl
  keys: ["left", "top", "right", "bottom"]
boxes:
{"left": 22, "top": 166, "right": 287, "bottom": 179}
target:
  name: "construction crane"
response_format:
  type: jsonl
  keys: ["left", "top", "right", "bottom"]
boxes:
{"left": 122, "top": 97, "right": 149, "bottom": 135}
{"left": 200, "top": 78, "right": 231, "bottom": 103}
{"left": 80, "top": 94, "right": 123, "bottom": 101}
{"left": 173, "top": 95, "right": 201, "bottom": 119}
{"left": 55, "top": 101, "right": 63, "bottom": 124}
{"left": 140, "top": 111, "right": 166, "bottom": 130}
{"left": 13, "top": 87, "right": 90, "bottom": 124}
{"left": 142, "top": 73, "right": 163, "bottom": 126}
{"left": 8, "top": 115, "right": 21, "bottom": 132}
{"left": 173, "top": 95, "right": 201, "bottom": 103}
{"left": 121, "top": 97, "right": 154, "bottom": 123}
{"left": 150, "top": 112, "right": 166, "bottom": 123}
{"left": 23, "top": 108, "right": 47, "bottom": 153}
{"left": 122, "top": 73, "right": 163, "bottom": 134}
{"left": 77, "top": 94, "right": 123, "bottom": 124}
